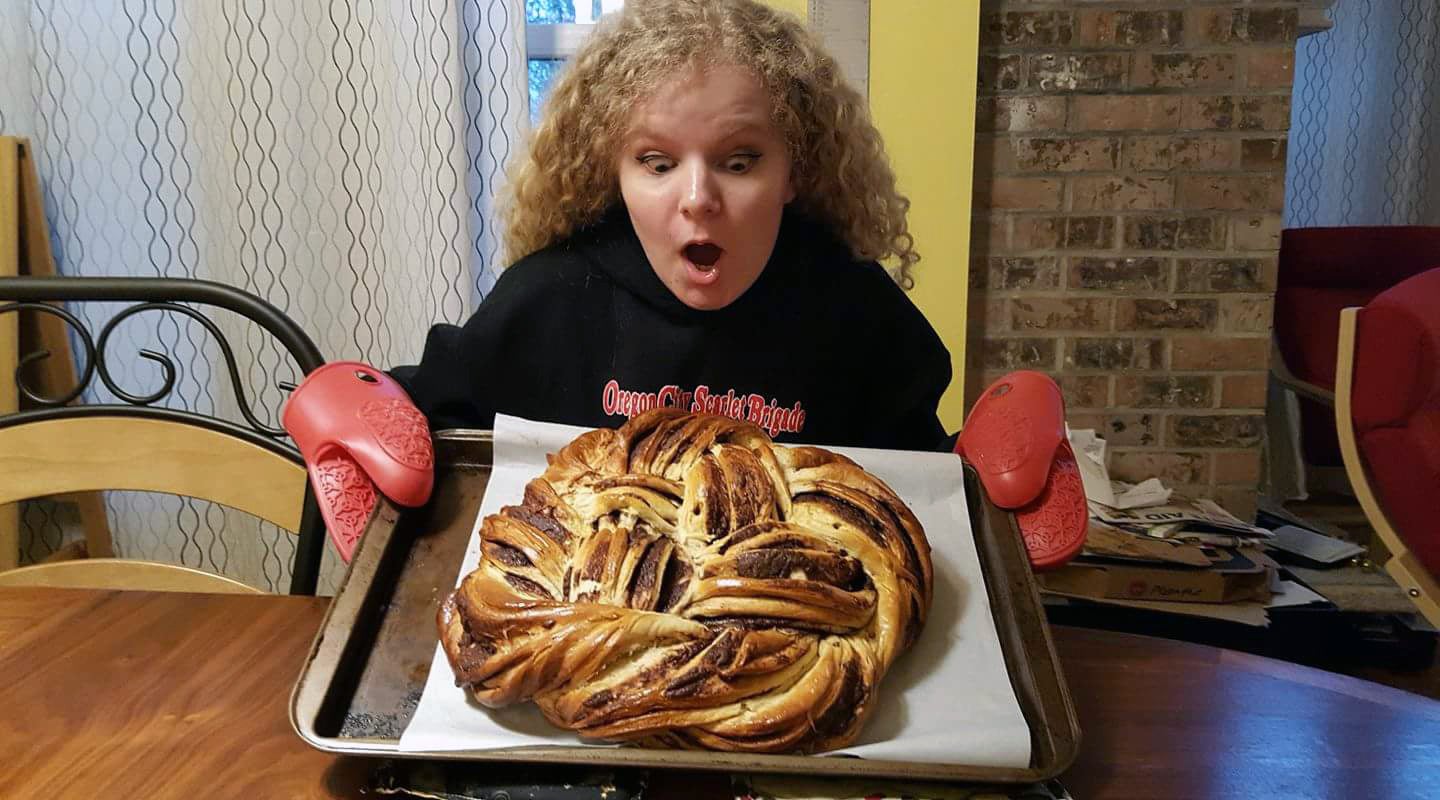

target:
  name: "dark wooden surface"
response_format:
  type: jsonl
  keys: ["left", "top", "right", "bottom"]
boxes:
{"left": 2, "top": 587, "right": 1438, "bottom": 799}
{"left": 0, "top": 587, "right": 370, "bottom": 799}
{"left": 1052, "top": 622, "right": 1440, "bottom": 798}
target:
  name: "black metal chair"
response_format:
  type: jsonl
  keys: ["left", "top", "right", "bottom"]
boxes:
{"left": 0, "top": 277, "right": 327, "bottom": 594}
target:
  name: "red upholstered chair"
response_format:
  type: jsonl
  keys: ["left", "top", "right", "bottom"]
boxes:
{"left": 1275, "top": 226, "right": 1440, "bottom": 471}
{"left": 1334, "top": 267, "right": 1440, "bottom": 626}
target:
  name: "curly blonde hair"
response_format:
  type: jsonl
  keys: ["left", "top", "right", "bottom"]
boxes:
{"left": 500, "top": 0, "right": 918, "bottom": 286}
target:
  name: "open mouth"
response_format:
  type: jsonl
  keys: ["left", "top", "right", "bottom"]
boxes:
{"left": 684, "top": 242, "right": 724, "bottom": 271}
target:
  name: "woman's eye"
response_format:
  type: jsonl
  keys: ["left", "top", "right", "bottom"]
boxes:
{"left": 724, "top": 153, "right": 760, "bottom": 173}
{"left": 638, "top": 155, "right": 675, "bottom": 174}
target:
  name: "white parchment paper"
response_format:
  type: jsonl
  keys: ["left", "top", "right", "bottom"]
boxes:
{"left": 399, "top": 415, "right": 1031, "bottom": 767}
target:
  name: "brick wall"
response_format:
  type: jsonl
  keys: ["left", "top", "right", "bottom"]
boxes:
{"left": 969, "top": 3, "right": 1299, "bottom": 519}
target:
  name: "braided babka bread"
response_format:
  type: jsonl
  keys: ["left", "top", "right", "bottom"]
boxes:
{"left": 437, "top": 408, "right": 933, "bottom": 753}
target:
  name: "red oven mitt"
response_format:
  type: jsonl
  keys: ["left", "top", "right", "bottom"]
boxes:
{"left": 281, "top": 362, "right": 435, "bottom": 562}
{"left": 955, "top": 371, "right": 1087, "bottom": 571}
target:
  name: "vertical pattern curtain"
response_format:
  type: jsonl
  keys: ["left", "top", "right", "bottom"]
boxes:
{"left": 1286, "top": 0, "right": 1440, "bottom": 227}
{"left": 0, "top": 0, "right": 527, "bottom": 592}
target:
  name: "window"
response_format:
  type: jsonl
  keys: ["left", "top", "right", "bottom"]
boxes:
{"left": 525, "top": 0, "right": 626, "bottom": 121}
{"left": 523, "top": 2, "right": 871, "bottom": 121}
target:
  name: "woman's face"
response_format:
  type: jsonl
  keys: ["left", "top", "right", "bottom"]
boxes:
{"left": 616, "top": 64, "right": 795, "bottom": 311}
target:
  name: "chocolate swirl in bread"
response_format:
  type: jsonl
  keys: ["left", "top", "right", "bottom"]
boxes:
{"left": 438, "top": 408, "right": 933, "bottom": 753}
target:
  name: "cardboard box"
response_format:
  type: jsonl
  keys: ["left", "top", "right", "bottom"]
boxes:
{"left": 1039, "top": 547, "right": 1275, "bottom": 604}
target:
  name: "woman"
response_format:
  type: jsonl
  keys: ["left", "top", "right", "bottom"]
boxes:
{"left": 393, "top": 0, "right": 952, "bottom": 451}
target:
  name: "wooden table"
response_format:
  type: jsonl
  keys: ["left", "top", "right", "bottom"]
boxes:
{"left": 3, "top": 587, "right": 1438, "bottom": 799}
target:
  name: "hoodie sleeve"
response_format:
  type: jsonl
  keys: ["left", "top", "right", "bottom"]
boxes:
{"left": 851, "top": 263, "right": 954, "bottom": 452}
{"left": 389, "top": 260, "right": 541, "bottom": 431}
{"left": 879, "top": 319, "right": 953, "bottom": 453}
{"left": 391, "top": 244, "right": 600, "bottom": 431}
{"left": 390, "top": 318, "right": 495, "bottom": 431}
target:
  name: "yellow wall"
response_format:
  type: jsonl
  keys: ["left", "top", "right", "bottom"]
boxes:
{"left": 870, "top": 3, "right": 979, "bottom": 431}
{"left": 763, "top": 0, "right": 809, "bottom": 21}
{"left": 764, "top": 1, "right": 980, "bottom": 431}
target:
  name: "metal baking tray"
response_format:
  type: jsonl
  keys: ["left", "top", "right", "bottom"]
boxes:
{"left": 291, "top": 430, "right": 1081, "bottom": 783}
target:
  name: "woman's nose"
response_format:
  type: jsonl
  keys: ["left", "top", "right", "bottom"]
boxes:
{"left": 679, "top": 163, "right": 720, "bottom": 218}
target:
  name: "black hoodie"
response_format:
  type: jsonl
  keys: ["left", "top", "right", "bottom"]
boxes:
{"left": 392, "top": 207, "right": 953, "bottom": 451}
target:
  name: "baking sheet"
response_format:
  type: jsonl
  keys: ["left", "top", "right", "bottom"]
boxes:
{"left": 399, "top": 414, "right": 1031, "bottom": 767}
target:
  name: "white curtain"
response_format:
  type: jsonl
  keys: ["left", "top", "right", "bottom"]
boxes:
{"left": 1, "top": 0, "right": 527, "bottom": 592}
{"left": 1286, "top": 0, "right": 1440, "bottom": 227}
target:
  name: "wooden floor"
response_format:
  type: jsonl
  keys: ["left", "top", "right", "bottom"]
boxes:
{"left": 1343, "top": 645, "right": 1440, "bottom": 700}
{"left": 1276, "top": 492, "right": 1439, "bottom": 700}
{"left": 1279, "top": 492, "right": 1413, "bottom": 612}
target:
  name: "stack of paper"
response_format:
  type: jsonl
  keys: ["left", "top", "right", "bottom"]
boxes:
{"left": 1069, "top": 427, "right": 1270, "bottom": 547}
{"left": 1090, "top": 497, "right": 1272, "bottom": 548}
{"left": 1045, "top": 429, "right": 1328, "bottom": 626}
